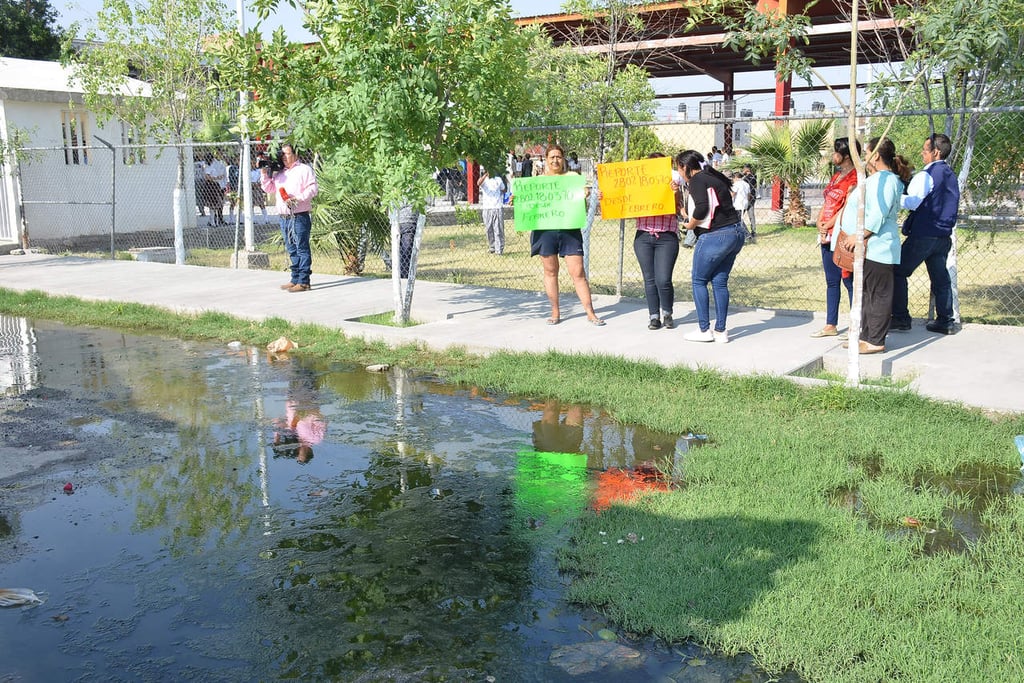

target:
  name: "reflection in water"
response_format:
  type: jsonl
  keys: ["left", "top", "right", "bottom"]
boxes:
{"left": 0, "top": 314, "right": 36, "bottom": 395}
{"left": 271, "top": 361, "right": 326, "bottom": 465}
{"left": 0, "top": 316, "right": 791, "bottom": 682}
{"left": 831, "top": 464, "right": 1023, "bottom": 555}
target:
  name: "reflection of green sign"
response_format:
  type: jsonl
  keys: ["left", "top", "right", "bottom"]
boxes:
{"left": 514, "top": 449, "right": 589, "bottom": 523}
{"left": 513, "top": 175, "right": 587, "bottom": 231}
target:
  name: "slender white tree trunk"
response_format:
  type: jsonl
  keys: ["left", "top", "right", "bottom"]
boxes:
{"left": 173, "top": 150, "right": 186, "bottom": 265}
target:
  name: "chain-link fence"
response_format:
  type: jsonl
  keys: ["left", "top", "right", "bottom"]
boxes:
{"left": 4, "top": 140, "right": 280, "bottom": 260}
{"left": 5, "top": 108, "right": 1023, "bottom": 325}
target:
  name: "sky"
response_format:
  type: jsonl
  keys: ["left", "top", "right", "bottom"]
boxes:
{"left": 55, "top": 1, "right": 860, "bottom": 120}
{"left": 57, "top": 0, "right": 556, "bottom": 38}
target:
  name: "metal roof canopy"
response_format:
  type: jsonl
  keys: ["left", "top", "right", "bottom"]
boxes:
{"left": 516, "top": 0, "right": 912, "bottom": 101}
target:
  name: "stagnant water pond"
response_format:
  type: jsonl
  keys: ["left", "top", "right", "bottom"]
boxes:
{"left": 0, "top": 317, "right": 800, "bottom": 682}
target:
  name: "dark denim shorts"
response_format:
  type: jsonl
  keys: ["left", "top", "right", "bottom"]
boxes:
{"left": 530, "top": 229, "right": 585, "bottom": 257}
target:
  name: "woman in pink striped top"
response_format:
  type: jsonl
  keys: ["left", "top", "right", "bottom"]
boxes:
{"left": 634, "top": 153, "right": 683, "bottom": 330}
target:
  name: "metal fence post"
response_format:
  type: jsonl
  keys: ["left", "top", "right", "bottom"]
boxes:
{"left": 93, "top": 136, "right": 116, "bottom": 259}
{"left": 611, "top": 102, "right": 630, "bottom": 298}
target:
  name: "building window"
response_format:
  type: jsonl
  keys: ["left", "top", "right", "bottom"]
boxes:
{"left": 61, "top": 111, "right": 88, "bottom": 165}
{"left": 120, "top": 122, "right": 146, "bottom": 165}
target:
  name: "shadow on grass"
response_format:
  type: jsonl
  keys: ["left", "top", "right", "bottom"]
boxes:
{"left": 562, "top": 510, "right": 820, "bottom": 635}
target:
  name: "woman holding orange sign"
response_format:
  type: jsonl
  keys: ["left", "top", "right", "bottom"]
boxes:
{"left": 596, "top": 154, "right": 681, "bottom": 330}
{"left": 632, "top": 153, "right": 682, "bottom": 330}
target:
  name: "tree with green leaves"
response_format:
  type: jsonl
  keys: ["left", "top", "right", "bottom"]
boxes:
{"left": 64, "top": 0, "right": 233, "bottom": 265}
{"left": 214, "top": 0, "right": 530, "bottom": 323}
{"left": 0, "top": 0, "right": 63, "bottom": 60}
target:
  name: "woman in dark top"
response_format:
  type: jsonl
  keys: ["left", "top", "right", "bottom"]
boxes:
{"left": 676, "top": 149, "right": 746, "bottom": 344}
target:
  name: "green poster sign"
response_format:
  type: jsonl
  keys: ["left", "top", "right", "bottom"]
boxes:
{"left": 513, "top": 174, "right": 587, "bottom": 231}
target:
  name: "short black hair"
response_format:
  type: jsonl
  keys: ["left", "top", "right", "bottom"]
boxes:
{"left": 928, "top": 133, "right": 952, "bottom": 160}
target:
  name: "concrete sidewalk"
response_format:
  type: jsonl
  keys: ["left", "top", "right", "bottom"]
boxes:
{"left": 2, "top": 253, "right": 1021, "bottom": 413}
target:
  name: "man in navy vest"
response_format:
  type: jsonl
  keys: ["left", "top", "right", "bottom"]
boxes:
{"left": 891, "top": 133, "right": 960, "bottom": 335}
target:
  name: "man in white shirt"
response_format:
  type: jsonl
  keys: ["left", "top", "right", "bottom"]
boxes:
{"left": 477, "top": 168, "right": 507, "bottom": 254}
{"left": 729, "top": 171, "right": 751, "bottom": 236}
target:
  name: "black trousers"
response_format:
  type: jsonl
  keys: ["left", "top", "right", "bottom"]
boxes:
{"left": 862, "top": 259, "right": 894, "bottom": 347}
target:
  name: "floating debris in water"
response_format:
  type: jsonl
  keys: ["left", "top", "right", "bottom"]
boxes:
{"left": 227, "top": 341, "right": 243, "bottom": 349}
{"left": 365, "top": 363, "right": 391, "bottom": 373}
{"left": 63, "top": 482, "right": 74, "bottom": 494}
{"left": 266, "top": 336, "right": 298, "bottom": 353}
{"left": 0, "top": 588, "right": 45, "bottom": 608}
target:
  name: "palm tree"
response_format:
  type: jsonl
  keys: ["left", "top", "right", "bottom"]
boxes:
{"left": 744, "top": 119, "right": 834, "bottom": 227}
{"left": 309, "top": 169, "right": 391, "bottom": 275}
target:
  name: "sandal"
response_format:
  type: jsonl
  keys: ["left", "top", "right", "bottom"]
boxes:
{"left": 547, "top": 318, "right": 560, "bottom": 325}
{"left": 589, "top": 318, "right": 606, "bottom": 327}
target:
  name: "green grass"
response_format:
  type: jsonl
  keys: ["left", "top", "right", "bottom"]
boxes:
{"left": 3, "top": 288, "right": 1024, "bottom": 682}
{"left": 354, "top": 311, "right": 423, "bottom": 327}
{"left": 173, "top": 217, "right": 1024, "bottom": 326}
{"left": 807, "top": 369, "right": 916, "bottom": 389}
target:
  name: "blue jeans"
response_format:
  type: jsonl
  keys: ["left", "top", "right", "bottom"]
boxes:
{"left": 821, "top": 243, "right": 853, "bottom": 326}
{"left": 281, "top": 211, "right": 312, "bottom": 285}
{"left": 691, "top": 222, "right": 746, "bottom": 332}
{"left": 633, "top": 230, "right": 679, "bottom": 317}
{"left": 892, "top": 235, "right": 953, "bottom": 325}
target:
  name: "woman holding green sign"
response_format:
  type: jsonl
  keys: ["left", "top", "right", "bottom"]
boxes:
{"left": 531, "top": 145, "right": 605, "bottom": 326}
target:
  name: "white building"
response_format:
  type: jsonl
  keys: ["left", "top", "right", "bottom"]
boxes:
{"left": 0, "top": 57, "right": 191, "bottom": 248}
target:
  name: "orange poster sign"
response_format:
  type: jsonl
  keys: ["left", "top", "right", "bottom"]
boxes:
{"left": 596, "top": 157, "right": 675, "bottom": 220}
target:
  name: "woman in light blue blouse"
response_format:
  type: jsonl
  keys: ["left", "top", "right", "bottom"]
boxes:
{"left": 834, "top": 137, "right": 913, "bottom": 354}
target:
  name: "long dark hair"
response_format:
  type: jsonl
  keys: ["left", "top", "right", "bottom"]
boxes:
{"left": 834, "top": 137, "right": 861, "bottom": 162}
{"left": 675, "top": 149, "right": 730, "bottom": 185}
{"left": 868, "top": 137, "right": 913, "bottom": 184}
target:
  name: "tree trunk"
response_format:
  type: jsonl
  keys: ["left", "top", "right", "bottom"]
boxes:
{"left": 173, "top": 148, "right": 186, "bottom": 265}
{"left": 785, "top": 185, "right": 807, "bottom": 227}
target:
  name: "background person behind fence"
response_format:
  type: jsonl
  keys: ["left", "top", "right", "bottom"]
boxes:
{"left": 261, "top": 144, "right": 319, "bottom": 292}
{"left": 677, "top": 149, "right": 745, "bottom": 344}
{"left": 727, "top": 170, "right": 751, "bottom": 234}
{"left": 741, "top": 164, "right": 758, "bottom": 241}
{"left": 811, "top": 137, "right": 859, "bottom": 339}
{"left": 250, "top": 153, "right": 269, "bottom": 223}
{"left": 891, "top": 133, "right": 961, "bottom": 336}
{"left": 201, "top": 151, "right": 227, "bottom": 226}
{"left": 477, "top": 167, "right": 506, "bottom": 255}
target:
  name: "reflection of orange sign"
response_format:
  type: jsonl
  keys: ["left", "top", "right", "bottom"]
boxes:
{"left": 597, "top": 157, "right": 675, "bottom": 220}
{"left": 591, "top": 465, "right": 671, "bottom": 512}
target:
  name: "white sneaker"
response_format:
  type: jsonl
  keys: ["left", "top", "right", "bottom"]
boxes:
{"left": 714, "top": 329, "right": 729, "bottom": 344}
{"left": 684, "top": 329, "right": 714, "bottom": 343}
